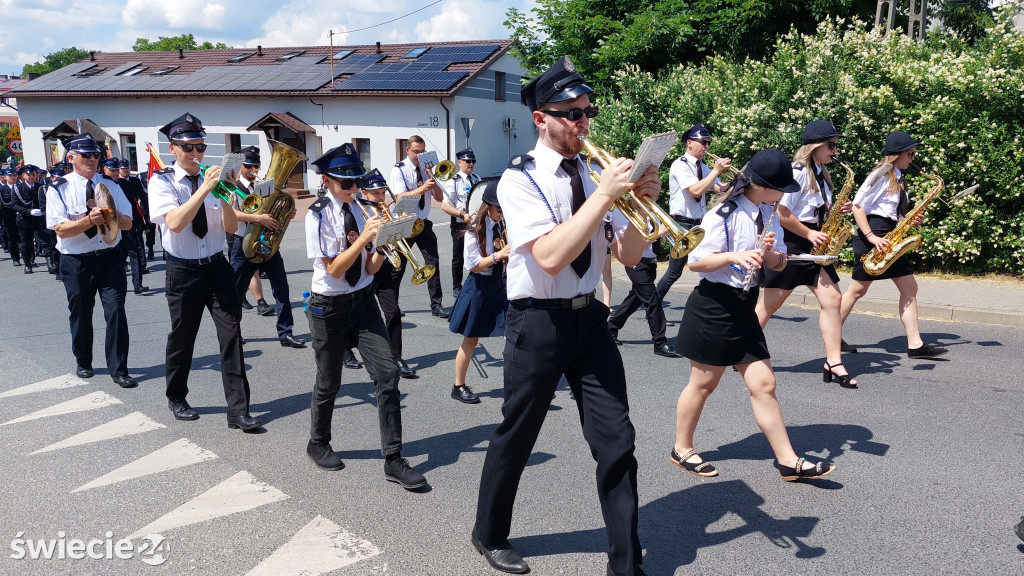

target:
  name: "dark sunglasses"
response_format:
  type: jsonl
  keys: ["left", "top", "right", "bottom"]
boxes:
{"left": 244, "top": 164, "right": 261, "bottom": 170}
{"left": 329, "top": 177, "right": 358, "bottom": 190}
{"left": 77, "top": 152, "right": 101, "bottom": 159}
{"left": 692, "top": 139, "right": 711, "bottom": 147}
{"left": 541, "top": 106, "right": 599, "bottom": 121}
{"left": 462, "top": 159, "right": 476, "bottom": 164}
{"left": 825, "top": 142, "right": 838, "bottom": 151}
{"left": 174, "top": 143, "right": 208, "bottom": 153}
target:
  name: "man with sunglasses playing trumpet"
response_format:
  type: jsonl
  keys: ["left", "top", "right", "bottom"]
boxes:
{"left": 149, "top": 113, "right": 262, "bottom": 432}
{"left": 471, "top": 56, "right": 658, "bottom": 576}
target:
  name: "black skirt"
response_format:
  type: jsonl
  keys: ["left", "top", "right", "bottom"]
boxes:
{"left": 448, "top": 271, "right": 508, "bottom": 338}
{"left": 675, "top": 279, "right": 770, "bottom": 366}
{"left": 851, "top": 215, "right": 913, "bottom": 281}
{"left": 762, "top": 224, "right": 839, "bottom": 289}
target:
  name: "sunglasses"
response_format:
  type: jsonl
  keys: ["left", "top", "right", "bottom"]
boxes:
{"left": 244, "top": 164, "right": 261, "bottom": 170}
{"left": 541, "top": 106, "right": 599, "bottom": 121}
{"left": 462, "top": 160, "right": 476, "bottom": 164}
{"left": 825, "top": 142, "right": 838, "bottom": 151}
{"left": 691, "top": 139, "right": 711, "bottom": 147}
{"left": 76, "top": 152, "right": 101, "bottom": 159}
{"left": 330, "top": 178, "right": 358, "bottom": 190}
{"left": 174, "top": 143, "right": 208, "bottom": 153}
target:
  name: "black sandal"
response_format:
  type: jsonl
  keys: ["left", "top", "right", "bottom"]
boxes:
{"left": 774, "top": 457, "right": 835, "bottom": 481}
{"left": 824, "top": 361, "right": 858, "bottom": 389}
{"left": 670, "top": 448, "right": 718, "bottom": 477}
{"left": 1016, "top": 517, "right": 1024, "bottom": 543}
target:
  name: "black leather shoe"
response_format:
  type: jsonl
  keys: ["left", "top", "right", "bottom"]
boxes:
{"left": 654, "top": 343, "right": 683, "bottom": 358}
{"left": 451, "top": 384, "right": 481, "bottom": 404}
{"left": 113, "top": 375, "right": 138, "bottom": 388}
{"left": 134, "top": 286, "right": 149, "bottom": 294}
{"left": 453, "top": 287, "right": 461, "bottom": 300}
{"left": 76, "top": 367, "right": 95, "bottom": 379}
{"left": 344, "top": 349, "right": 363, "bottom": 369}
{"left": 227, "top": 413, "right": 263, "bottom": 431}
{"left": 384, "top": 456, "right": 427, "bottom": 489}
{"left": 307, "top": 440, "right": 345, "bottom": 471}
{"left": 142, "top": 267, "right": 151, "bottom": 274}
{"left": 840, "top": 339, "right": 858, "bottom": 353}
{"left": 168, "top": 398, "right": 199, "bottom": 421}
{"left": 609, "top": 328, "right": 622, "bottom": 346}
{"left": 1015, "top": 516, "right": 1024, "bottom": 543}
{"left": 256, "top": 298, "right": 275, "bottom": 316}
{"left": 24, "top": 265, "right": 32, "bottom": 274}
{"left": 908, "top": 343, "right": 948, "bottom": 359}
{"left": 471, "top": 533, "right": 529, "bottom": 574}
{"left": 431, "top": 304, "right": 451, "bottom": 318}
{"left": 395, "top": 359, "right": 418, "bottom": 379}
{"left": 280, "top": 335, "right": 307, "bottom": 348}
{"left": 240, "top": 297, "right": 253, "bottom": 310}
{"left": 13, "top": 260, "right": 21, "bottom": 267}
{"left": 147, "top": 248, "right": 155, "bottom": 260}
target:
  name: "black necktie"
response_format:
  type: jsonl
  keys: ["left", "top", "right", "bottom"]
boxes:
{"left": 416, "top": 166, "right": 426, "bottom": 210}
{"left": 754, "top": 207, "right": 766, "bottom": 286}
{"left": 697, "top": 160, "right": 704, "bottom": 180}
{"left": 561, "top": 158, "right": 591, "bottom": 277}
{"left": 84, "top": 180, "right": 98, "bottom": 238}
{"left": 815, "top": 168, "right": 828, "bottom": 225}
{"left": 186, "top": 174, "right": 208, "bottom": 239}
{"left": 491, "top": 222, "right": 504, "bottom": 276}
{"left": 897, "top": 176, "right": 909, "bottom": 218}
{"left": 342, "top": 203, "right": 363, "bottom": 286}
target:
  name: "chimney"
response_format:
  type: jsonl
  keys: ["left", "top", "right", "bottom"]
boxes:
{"left": 257, "top": 45, "right": 264, "bottom": 57}
{"left": 375, "top": 41, "right": 382, "bottom": 54}
{"left": 179, "top": 48, "right": 185, "bottom": 59}
{"left": 89, "top": 51, "right": 96, "bottom": 61}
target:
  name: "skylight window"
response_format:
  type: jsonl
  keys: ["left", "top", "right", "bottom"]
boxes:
{"left": 228, "top": 52, "right": 256, "bottom": 63}
{"left": 73, "top": 65, "right": 103, "bottom": 77}
{"left": 332, "top": 50, "right": 354, "bottom": 60}
{"left": 119, "top": 66, "right": 147, "bottom": 76}
{"left": 276, "top": 51, "right": 306, "bottom": 62}
{"left": 402, "top": 47, "right": 429, "bottom": 59}
{"left": 151, "top": 66, "right": 179, "bottom": 76}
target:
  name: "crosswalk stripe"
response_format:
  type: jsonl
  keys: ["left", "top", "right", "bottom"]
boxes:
{"left": 0, "top": 391, "right": 121, "bottom": 426}
{"left": 0, "top": 374, "right": 90, "bottom": 399}
{"left": 30, "top": 411, "right": 165, "bottom": 455}
{"left": 128, "top": 471, "right": 289, "bottom": 539}
{"left": 244, "top": 515, "right": 383, "bottom": 576}
{"left": 72, "top": 438, "right": 218, "bottom": 493}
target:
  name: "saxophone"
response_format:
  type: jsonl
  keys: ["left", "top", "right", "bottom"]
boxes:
{"left": 860, "top": 164, "right": 943, "bottom": 276}
{"left": 811, "top": 158, "right": 857, "bottom": 258}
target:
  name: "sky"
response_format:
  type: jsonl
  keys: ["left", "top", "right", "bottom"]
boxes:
{"left": 0, "top": 0, "right": 539, "bottom": 77}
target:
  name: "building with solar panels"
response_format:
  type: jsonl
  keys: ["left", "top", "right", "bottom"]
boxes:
{"left": 4, "top": 39, "right": 533, "bottom": 197}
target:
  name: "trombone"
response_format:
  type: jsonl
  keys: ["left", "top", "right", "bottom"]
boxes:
{"left": 423, "top": 157, "right": 456, "bottom": 182}
{"left": 193, "top": 158, "right": 260, "bottom": 213}
{"left": 580, "top": 137, "right": 705, "bottom": 259}
{"left": 356, "top": 198, "right": 436, "bottom": 285}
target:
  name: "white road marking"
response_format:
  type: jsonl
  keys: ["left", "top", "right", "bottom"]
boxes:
{"left": 244, "top": 515, "right": 383, "bottom": 576}
{"left": 29, "top": 411, "right": 165, "bottom": 455}
{"left": 72, "top": 438, "right": 218, "bottom": 493}
{"left": 128, "top": 470, "right": 289, "bottom": 539}
{"left": 0, "top": 391, "right": 121, "bottom": 426}
{"left": 0, "top": 374, "right": 90, "bottom": 399}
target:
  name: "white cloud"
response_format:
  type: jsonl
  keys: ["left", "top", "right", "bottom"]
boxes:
{"left": 123, "top": 0, "right": 228, "bottom": 30}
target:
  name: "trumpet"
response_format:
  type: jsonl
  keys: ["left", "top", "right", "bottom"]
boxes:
{"left": 580, "top": 137, "right": 705, "bottom": 258}
{"left": 193, "top": 158, "right": 260, "bottom": 213}
{"left": 703, "top": 152, "right": 737, "bottom": 211}
{"left": 356, "top": 198, "right": 436, "bottom": 285}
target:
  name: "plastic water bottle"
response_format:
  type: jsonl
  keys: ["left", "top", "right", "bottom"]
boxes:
{"left": 302, "top": 291, "right": 310, "bottom": 311}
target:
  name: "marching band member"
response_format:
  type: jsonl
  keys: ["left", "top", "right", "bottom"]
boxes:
{"left": 671, "top": 148, "right": 836, "bottom": 482}
{"left": 117, "top": 158, "right": 149, "bottom": 292}
{"left": 447, "top": 180, "right": 510, "bottom": 404}
{"left": 755, "top": 120, "right": 858, "bottom": 388}
{"left": 46, "top": 134, "right": 136, "bottom": 387}
{"left": 839, "top": 131, "right": 948, "bottom": 359}
{"left": 304, "top": 144, "right": 426, "bottom": 490}
{"left": 149, "top": 113, "right": 262, "bottom": 431}
{"left": 472, "top": 56, "right": 656, "bottom": 576}
{"left": 1, "top": 167, "right": 22, "bottom": 265}
{"left": 13, "top": 164, "right": 46, "bottom": 273}
{"left": 389, "top": 135, "right": 449, "bottom": 318}
{"left": 439, "top": 147, "right": 480, "bottom": 299}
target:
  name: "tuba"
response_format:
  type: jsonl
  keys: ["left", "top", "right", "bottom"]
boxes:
{"left": 581, "top": 137, "right": 704, "bottom": 258}
{"left": 811, "top": 158, "right": 857, "bottom": 258}
{"left": 356, "top": 198, "right": 436, "bottom": 285}
{"left": 860, "top": 164, "right": 941, "bottom": 276}
{"left": 241, "top": 139, "right": 307, "bottom": 263}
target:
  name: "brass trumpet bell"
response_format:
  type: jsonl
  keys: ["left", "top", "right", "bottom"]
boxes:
{"left": 430, "top": 159, "right": 457, "bottom": 182}
{"left": 580, "top": 139, "right": 661, "bottom": 243}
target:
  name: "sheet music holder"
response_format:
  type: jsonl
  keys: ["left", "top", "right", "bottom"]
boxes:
{"left": 416, "top": 151, "right": 439, "bottom": 179}
{"left": 394, "top": 195, "right": 422, "bottom": 216}
{"left": 219, "top": 153, "right": 244, "bottom": 183}
{"left": 375, "top": 214, "right": 418, "bottom": 249}
{"left": 253, "top": 179, "right": 274, "bottom": 198}
{"left": 627, "top": 131, "right": 678, "bottom": 183}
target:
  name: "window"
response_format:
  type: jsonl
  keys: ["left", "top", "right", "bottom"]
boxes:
{"left": 353, "top": 138, "right": 371, "bottom": 172}
{"left": 276, "top": 51, "right": 306, "bottom": 62}
{"left": 119, "top": 66, "right": 147, "bottom": 76}
{"left": 73, "top": 65, "right": 103, "bottom": 77}
{"left": 151, "top": 66, "right": 179, "bottom": 76}
{"left": 228, "top": 52, "right": 256, "bottom": 63}
{"left": 119, "top": 133, "right": 138, "bottom": 171}
{"left": 227, "top": 134, "right": 242, "bottom": 153}
{"left": 494, "top": 71, "right": 506, "bottom": 102}
{"left": 402, "top": 47, "right": 429, "bottom": 59}
{"left": 397, "top": 139, "right": 410, "bottom": 162}
{"left": 332, "top": 50, "right": 354, "bottom": 60}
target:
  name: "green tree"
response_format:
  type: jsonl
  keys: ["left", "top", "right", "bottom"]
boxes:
{"left": 133, "top": 34, "right": 228, "bottom": 52}
{"left": 937, "top": 0, "right": 994, "bottom": 44}
{"left": 21, "top": 47, "right": 91, "bottom": 77}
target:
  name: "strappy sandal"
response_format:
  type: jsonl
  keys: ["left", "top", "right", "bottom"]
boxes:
{"left": 824, "top": 361, "right": 858, "bottom": 389}
{"left": 774, "top": 457, "right": 835, "bottom": 482}
{"left": 670, "top": 448, "right": 718, "bottom": 477}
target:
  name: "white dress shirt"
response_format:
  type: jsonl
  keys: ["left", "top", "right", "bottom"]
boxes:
{"left": 464, "top": 216, "right": 501, "bottom": 275}
{"left": 853, "top": 168, "right": 902, "bottom": 220}
{"left": 304, "top": 194, "right": 374, "bottom": 295}
{"left": 46, "top": 172, "right": 131, "bottom": 255}
{"left": 668, "top": 153, "right": 718, "bottom": 219}
{"left": 498, "top": 139, "right": 628, "bottom": 300}
{"left": 442, "top": 171, "right": 479, "bottom": 213}
{"left": 388, "top": 158, "right": 432, "bottom": 220}
{"left": 783, "top": 163, "right": 830, "bottom": 223}
{"left": 689, "top": 195, "right": 787, "bottom": 289}
{"left": 149, "top": 164, "right": 228, "bottom": 259}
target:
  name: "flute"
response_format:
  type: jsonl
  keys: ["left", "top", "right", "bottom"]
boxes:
{"left": 741, "top": 203, "right": 780, "bottom": 293}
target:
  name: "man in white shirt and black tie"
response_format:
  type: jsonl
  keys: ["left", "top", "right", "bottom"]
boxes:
{"left": 439, "top": 147, "right": 480, "bottom": 298}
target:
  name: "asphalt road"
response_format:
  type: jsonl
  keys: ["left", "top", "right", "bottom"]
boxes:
{"left": 0, "top": 225, "right": 1021, "bottom": 576}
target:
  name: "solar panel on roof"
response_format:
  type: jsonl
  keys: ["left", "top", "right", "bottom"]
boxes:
{"left": 417, "top": 44, "right": 500, "bottom": 63}
{"left": 333, "top": 71, "right": 466, "bottom": 91}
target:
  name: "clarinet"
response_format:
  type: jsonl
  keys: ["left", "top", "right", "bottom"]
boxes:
{"left": 741, "top": 203, "right": 780, "bottom": 293}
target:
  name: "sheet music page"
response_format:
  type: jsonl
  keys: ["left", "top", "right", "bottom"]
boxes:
{"left": 394, "top": 196, "right": 422, "bottom": 216}
{"left": 375, "top": 215, "right": 417, "bottom": 248}
{"left": 253, "top": 179, "right": 274, "bottom": 197}
{"left": 219, "top": 153, "right": 245, "bottom": 183}
{"left": 415, "top": 151, "right": 439, "bottom": 181}
{"left": 627, "top": 131, "right": 678, "bottom": 183}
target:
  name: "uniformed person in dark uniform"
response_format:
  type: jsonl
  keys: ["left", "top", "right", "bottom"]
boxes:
{"left": 471, "top": 56, "right": 659, "bottom": 576}
{"left": 46, "top": 134, "right": 137, "bottom": 387}
{"left": 35, "top": 165, "right": 62, "bottom": 279}
{"left": 111, "top": 158, "right": 150, "bottom": 294}
{"left": 119, "top": 159, "right": 151, "bottom": 277}
{"left": 148, "top": 113, "right": 261, "bottom": 431}
{"left": 439, "top": 147, "right": 480, "bottom": 298}
{"left": 229, "top": 145, "right": 305, "bottom": 348}
{"left": 13, "top": 164, "right": 47, "bottom": 273}
{"left": 1, "top": 167, "right": 23, "bottom": 266}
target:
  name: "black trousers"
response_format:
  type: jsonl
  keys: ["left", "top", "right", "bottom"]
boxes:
{"left": 308, "top": 287, "right": 402, "bottom": 456}
{"left": 1, "top": 214, "right": 20, "bottom": 261}
{"left": 373, "top": 257, "right": 406, "bottom": 360}
{"left": 18, "top": 223, "right": 41, "bottom": 265}
{"left": 164, "top": 254, "right": 250, "bottom": 416}
{"left": 124, "top": 228, "right": 146, "bottom": 290}
{"left": 145, "top": 224, "right": 156, "bottom": 252}
{"left": 609, "top": 257, "right": 668, "bottom": 346}
{"left": 404, "top": 219, "right": 443, "bottom": 308}
{"left": 229, "top": 239, "right": 294, "bottom": 339}
{"left": 475, "top": 299, "right": 641, "bottom": 574}
{"left": 451, "top": 219, "right": 467, "bottom": 291}
{"left": 656, "top": 216, "right": 702, "bottom": 301}
{"left": 60, "top": 249, "right": 129, "bottom": 376}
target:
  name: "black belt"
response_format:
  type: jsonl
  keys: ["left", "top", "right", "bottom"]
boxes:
{"left": 514, "top": 291, "right": 595, "bottom": 310}
{"left": 68, "top": 246, "right": 117, "bottom": 258}
{"left": 639, "top": 256, "right": 658, "bottom": 264}
{"left": 166, "top": 253, "right": 225, "bottom": 266}
{"left": 312, "top": 285, "right": 372, "bottom": 303}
